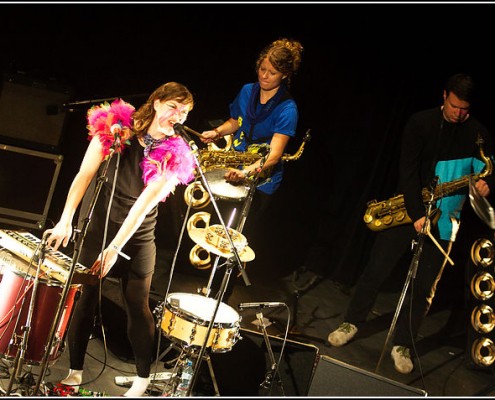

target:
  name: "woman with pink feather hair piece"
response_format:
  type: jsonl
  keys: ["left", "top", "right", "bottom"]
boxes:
{"left": 44, "top": 82, "right": 196, "bottom": 397}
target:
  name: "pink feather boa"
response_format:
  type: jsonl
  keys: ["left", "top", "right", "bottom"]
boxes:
{"left": 87, "top": 98, "right": 135, "bottom": 158}
{"left": 140, "top": 136, "right": 196, "bottom": 189}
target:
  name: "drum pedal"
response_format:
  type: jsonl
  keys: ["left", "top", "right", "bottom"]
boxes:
{"left": 114, "top": 371, "right": 175, "bottom": 387}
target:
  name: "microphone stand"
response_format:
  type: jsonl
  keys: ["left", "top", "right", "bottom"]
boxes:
{"left": 5, "top": 237, "right": 48, "bottom": 395}
{"left": 256, "top": 311, "right": 286, "bottom": 396}
{"left": 172, "top": 125, "right": 250, "bottom": 397}
{"left": 375, "top": 176, "right": 439, "bottom": 373}
{"left": 62, "top": 93, "right": 149, "bottom": 111}
{"left": 33, "top": 135, "right": 122, "bottom": 395}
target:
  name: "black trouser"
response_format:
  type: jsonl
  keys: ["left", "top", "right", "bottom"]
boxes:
{"left": 344, "top": 224, "right": 449, "bottom": 348}
{"left": 66, "top": 242, "right": 156, "bottom": 378}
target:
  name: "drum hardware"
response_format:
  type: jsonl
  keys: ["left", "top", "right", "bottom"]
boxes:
{"left": 156, "top": 123, "right": 252, "bottom": 396}
{"left": 159, "top": 345, "right": 221, "bottom": 397}
{"left": 154, "top": 292, "right": 242, "bottom": 397}
{"left": 186, "top": 130, "right": 311, "bottom": 273}
{"left": 4, "top": 232, "right": 52, "bottom": 395}
{"left": 174, "top": 122, "right": 251, "bottom": 286}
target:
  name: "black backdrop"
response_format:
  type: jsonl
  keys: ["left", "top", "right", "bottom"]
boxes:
{"left": 1, "top": 2, "right": 495, "bottom": 287}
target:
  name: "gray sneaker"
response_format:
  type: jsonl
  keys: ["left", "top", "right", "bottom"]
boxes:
{"left": 327, "top": 322, "right": 358, "bottom": 346}
{"left": 391, "top": 345, "right": 413, "bottom": 374}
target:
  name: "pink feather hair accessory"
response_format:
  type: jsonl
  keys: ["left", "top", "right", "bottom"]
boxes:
{"left": 87, "top": 98, "right": 135, "bottom": 158}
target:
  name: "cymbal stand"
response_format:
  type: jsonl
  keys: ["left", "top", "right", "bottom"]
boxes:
{"left": 375, "top": 177, "right": 439, "bottom": 373}
{"left": 33, "top": 135, "right": 123, "bottom": 395}
{"left": 5, "top": 237, "right": 48, "bottom": 396}
{"left": 202, "top": 209, "right": 238, "bottom": 297}
{"left": 174, "top": 125, "right": 251, "bottom": 396}
{"left": 201, "top": 150, "right": 267, "bottom": 298}
{"left": 256, "top": 311, "right": 286, "bottom": 396}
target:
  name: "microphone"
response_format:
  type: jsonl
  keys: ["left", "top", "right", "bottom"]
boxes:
{"left": 173, "top": 123, "right": 190, "bottom": 138}
{"left": 238, "top": 302, "right": 285, "bottom": 310}
{"left": 46, "top": 104, "right": 74, "bottom": 115}
{"left": 174, "top": 123, "right": 197, "bottom": 150}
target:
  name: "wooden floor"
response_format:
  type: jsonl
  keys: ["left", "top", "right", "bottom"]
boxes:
{"left": 1, "top": 248, "right": 495, "bottom": 397}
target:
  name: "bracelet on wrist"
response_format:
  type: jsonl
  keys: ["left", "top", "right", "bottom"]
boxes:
{"left": 111, "top": 243, "right": 131, "bottom": 260}
{"left": 214, "top": 128, "right": 222, "bottom": 139}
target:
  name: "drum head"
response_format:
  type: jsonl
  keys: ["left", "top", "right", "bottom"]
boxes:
{"left": 204, "top": 169, "right": 249, "bottom": 201}
{"left": 167, "top": 292, "right": 239, "bottom": 325}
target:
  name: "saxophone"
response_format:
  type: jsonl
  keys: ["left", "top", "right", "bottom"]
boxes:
{"left": 199, "top": 129, "right": 311, "bottom": 169}
{"left": 363, "top": 136, "right": 493, "bottom": 232}
{"left": 184, "top": 129, "right": 312, "bottom": 208}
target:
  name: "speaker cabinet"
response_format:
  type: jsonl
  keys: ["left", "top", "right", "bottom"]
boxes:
{"left": 209, "top": 328, "right": 319, "bottom": 396}
{"left": 308, "top": 355, "right": 427, "bottom": 396}
{"left": 0, "top": 73, "right": 72, "bottom": 152}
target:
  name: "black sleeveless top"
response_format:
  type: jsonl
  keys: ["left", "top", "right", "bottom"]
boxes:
{"left": 78, "top": 136, "right": 158, "bottom": 247}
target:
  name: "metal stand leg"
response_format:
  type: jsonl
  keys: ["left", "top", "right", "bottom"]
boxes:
{"left": 205, "top": 354, "right": 220, "bottom": 396}
{"left": 256, "top": 312, "right": 286, "bottom": 396}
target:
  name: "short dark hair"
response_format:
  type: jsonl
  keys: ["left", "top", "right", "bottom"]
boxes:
{"left": 446, "top": 73, "right": 475, "bottom": 103}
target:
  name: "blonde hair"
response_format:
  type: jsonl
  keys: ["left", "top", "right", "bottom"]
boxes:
{"left": 256, "top": 38, "right": 304, "bottom": 87}
{"left": 133, "top": 82, "right": 194, "bottom": 137}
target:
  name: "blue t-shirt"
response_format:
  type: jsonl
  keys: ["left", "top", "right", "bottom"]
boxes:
{"left": 229, "top": 83, "right": 298, "bottom": 194}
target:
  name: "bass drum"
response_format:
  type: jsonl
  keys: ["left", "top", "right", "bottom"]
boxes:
{"left": 0, "top": 265, "right": 79, "bottom": 365}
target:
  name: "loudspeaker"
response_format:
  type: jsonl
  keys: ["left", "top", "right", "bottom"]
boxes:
{"left": 209, "top": 328, "right": 319, "bottom": 396}
{"left": 308, "top": 355, "right": 427, "bottom": 396}
{"left": 0, "top": 73, "right": 72, "bottom": 152}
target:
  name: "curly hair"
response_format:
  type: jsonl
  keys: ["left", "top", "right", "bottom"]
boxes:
{"left": 255, "top": 38, "right": 304, "bottom": 87}
{"left": 133, "top": 82, "right": 194, "bottom": 138}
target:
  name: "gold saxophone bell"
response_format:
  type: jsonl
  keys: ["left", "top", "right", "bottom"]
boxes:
{"left": 187, "top": 212, "right": 212, "bottom": 269}
{"left": 184, "top": 181, "right": 210, "bottom": 209}
{"left": 209, "top": 134, "right": 233, "bottom": 152}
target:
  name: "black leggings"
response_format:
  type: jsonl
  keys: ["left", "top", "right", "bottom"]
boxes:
{"left": 67, "top": 275, "right": 155, "bottom": 378}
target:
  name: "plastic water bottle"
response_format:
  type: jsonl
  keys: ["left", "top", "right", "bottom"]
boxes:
{"left": 175, "top": 359, "right": 193, "bottom": 397}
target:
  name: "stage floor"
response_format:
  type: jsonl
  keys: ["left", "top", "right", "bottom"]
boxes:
{"left": 1, "top": 249, "right": 495, "bottom": 397}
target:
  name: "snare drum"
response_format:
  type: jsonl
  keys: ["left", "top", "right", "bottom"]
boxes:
{"left": 161, "top": 292, "right": 240, "bottom": 352}
{"left": 0, "top": 266, "right": 79, "bottom": 365}
{"left": 204, "top": 168, "right": 250, "bottom": 202}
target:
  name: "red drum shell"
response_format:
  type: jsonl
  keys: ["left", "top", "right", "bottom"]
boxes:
{"left": 0, "top": 267, "right": 79, "bottom": 365}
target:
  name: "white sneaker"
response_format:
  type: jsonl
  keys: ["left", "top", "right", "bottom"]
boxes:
{"left": 391, "top": 345, "right": 414, "bottom": 374}
{"left": 327, "top": 322, "right": 358, "bottom": 346}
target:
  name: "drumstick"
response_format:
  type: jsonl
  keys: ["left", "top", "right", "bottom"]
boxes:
{"left": 183, "top": 125, "right": 203, "bottom": 139}
{"left": 427, "top": 231, "right": 454, "bottom": 266}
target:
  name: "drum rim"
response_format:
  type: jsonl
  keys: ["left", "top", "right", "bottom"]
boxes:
{"left": 166, "top": 292, "right": 239, "bottom": 325}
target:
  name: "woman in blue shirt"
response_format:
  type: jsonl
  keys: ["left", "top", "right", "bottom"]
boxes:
{"left": 201, "top": 37, "right": 303, "bottom": 214}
